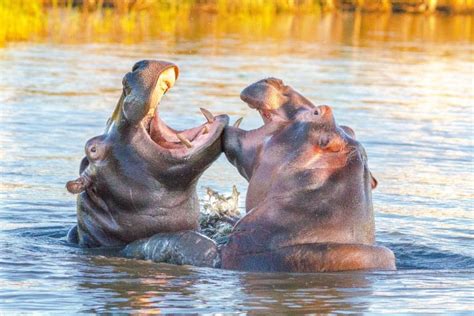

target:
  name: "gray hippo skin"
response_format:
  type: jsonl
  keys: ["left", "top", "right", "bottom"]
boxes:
{"left": 66, "top": 60, "right": 229, "bottom": 249}
{"left": 123, "top": 231, "right": 221, "bottom": 268}
{"left": 220, "top": 78, "right": 395, "bottom": 272}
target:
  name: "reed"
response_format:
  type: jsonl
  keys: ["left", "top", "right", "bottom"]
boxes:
{"left": 63, "top": 0, "right": 473, "bottom": 13}
{"left": 1, "top": 0, "right": 472, "bottom": 45}
{"left": 0, "top": 0, "right": 45, "bottom": 45}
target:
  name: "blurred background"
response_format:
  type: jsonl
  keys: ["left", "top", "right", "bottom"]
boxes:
{"left": 0, "top": 0, "right": 473, "bottom": 314}
{"left": 0, "top": 0, "right": 472, "bottom": 45}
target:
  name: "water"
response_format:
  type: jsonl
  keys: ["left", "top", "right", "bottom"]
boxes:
{"left": 1, "top": 13, "right": 473, "bottom": 313}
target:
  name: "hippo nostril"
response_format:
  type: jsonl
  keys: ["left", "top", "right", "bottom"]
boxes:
{"left": 314, "top": 109, "right": 320, "bottom": 116}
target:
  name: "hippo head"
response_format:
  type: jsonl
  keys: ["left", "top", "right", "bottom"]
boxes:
{"left": 224, "top": 78, "right": 372, "bottom": 183}
{"left": 66, "top": 60, "right": 229, "bottom": 247}
{"left": 221, "top": 98, "right": 392, "bottom": 272}
{"left": 240, "top": 77, "right": 315, "bottom": 123}
{"left": 231, "top": 101, "right": 379, "bottom": 241}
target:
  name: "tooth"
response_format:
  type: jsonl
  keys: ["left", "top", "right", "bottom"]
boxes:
{"left": 233, "top": 117, "right": 243, "bottom": 128}
{"left": 176, "top": 133, "right": 193, "bottom": 148}
{"left": 200, "top": 107, "right": 214, "bottom": 123}
{"left": 202, "top": 125, "right": 209, "bottom": 134}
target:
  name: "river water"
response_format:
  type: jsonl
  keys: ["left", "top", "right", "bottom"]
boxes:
{"left": 0, "top": 13, "right": 473, "bottom": 313}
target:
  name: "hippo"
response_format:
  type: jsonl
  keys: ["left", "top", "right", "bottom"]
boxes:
{"left": 66, "top": 60, "right": 229, "bottom": 248}
{"left": 220, "top": 78, "right": 395, "bottom": 272}
{"left": 123, "top": 78, "right": 395, "bottom": 272}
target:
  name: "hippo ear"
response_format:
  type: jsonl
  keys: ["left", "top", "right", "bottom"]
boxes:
{"left": 370, "top": 171, "right": 378, "bottom": 189}
{"left": 66, "top": 176, "right": 91, "bottom": 194}
{"left": 340, "top": 125, "right": 356, "bottom": 139}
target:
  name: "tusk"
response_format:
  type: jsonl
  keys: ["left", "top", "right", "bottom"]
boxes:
{"left": 202, "top": 125, "right": 209, "bottom": 134}
{"left": 200, "top": 107, "right": 214, "bottom": 123}
{"left": 233, "top": 117, "right": 243, "bottom": 128}
{"left": 177, "top": 133, "right": 193, "bottom": 148}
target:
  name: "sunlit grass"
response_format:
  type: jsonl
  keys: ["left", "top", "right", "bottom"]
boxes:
{"left": 0, "top": 0, "right": 472, "bottom": 45}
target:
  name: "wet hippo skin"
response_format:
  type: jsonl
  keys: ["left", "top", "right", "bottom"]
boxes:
{"left": 123, "top": 231, "right": 221, "bottom": 268}
{"left": 220, "top": 78, "right": 395, "bottom": 272}
{"left": 66, "top": 60, "right": 229, "bottom": 248}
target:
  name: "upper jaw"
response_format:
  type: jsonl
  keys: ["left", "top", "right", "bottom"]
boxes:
{"left": 108, "top": 62, "right": 178, "bottom": 129}
{"left": 239, "top": 92, "right": 282, "bottom": 124}
{"left": 240, "top": 83, "right": 294, "bottom": 125}
{"left": 140, "top": 66, "right": 177, "bottom": 120}
{"left": 131, "top": 65, "right": 230, "bottom": 156}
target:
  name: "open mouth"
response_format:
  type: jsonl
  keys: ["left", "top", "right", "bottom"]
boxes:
{"left": 239, "top": 79, "right": 290, "bottom": 124}
{"left": 144, "top": 107, "right": 221, "bottom": 152}
{"left": 242, "top": 98, "right": 283, "bottom": 124}
{"left": 140, "top": 67, "right": 223, "bottom": 154}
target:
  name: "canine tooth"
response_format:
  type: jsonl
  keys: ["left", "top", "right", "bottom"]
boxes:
{"left": 176, "top": 133, "right": 193, "bottom": 148}
{"left": 202, "top": 125, "right": 209, "bottom": 134}
{"left": 200, "top": 107, "right": 214, "bottom": 123}
{"left": 233, "top": 117, "right": 243, "bottom": 128}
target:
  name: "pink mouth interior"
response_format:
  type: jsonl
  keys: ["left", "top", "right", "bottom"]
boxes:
{"left": 147, "top": 111, "right": 218, "bottom": 152}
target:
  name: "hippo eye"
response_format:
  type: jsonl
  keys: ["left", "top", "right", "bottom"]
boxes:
{"left": 314, "top": 109, "right": 320, "bottom": 116}
{"left": 90, "top": 146, "right": 97, "bottom": 153}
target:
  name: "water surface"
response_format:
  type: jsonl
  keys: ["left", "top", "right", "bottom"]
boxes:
{"left": 0, "top": 12, "right": 473, "bottom": 313}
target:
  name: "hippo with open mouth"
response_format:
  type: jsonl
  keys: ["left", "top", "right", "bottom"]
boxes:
{"left": 66, "top": 60, "right": 229, "bottom": 248}
{"left": 220, "top": 78, "right": 396, "bottom": 272}
{"left": 123, "top": 77, "right": 395, "bottom": 272}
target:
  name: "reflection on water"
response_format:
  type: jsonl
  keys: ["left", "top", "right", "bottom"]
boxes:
{"left": 78, "top": 257, "right": 375, "bottom": 314}
{"left": 0, "top": 12, "right": 473, "bottom": 313}
{"left": 42, "top": 10, "right": 474, "bottom": 45}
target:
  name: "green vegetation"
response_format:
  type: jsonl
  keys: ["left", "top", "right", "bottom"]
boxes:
{"left": 0, "top": 0, "right": 472, "bottom": 45}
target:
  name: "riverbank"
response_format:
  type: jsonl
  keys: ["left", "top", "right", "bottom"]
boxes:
{"left": 44, "top": 0, "right": 474, "bottom": 14}
{"left": 1, "top": 0, "right": 473, "bottom": 46}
